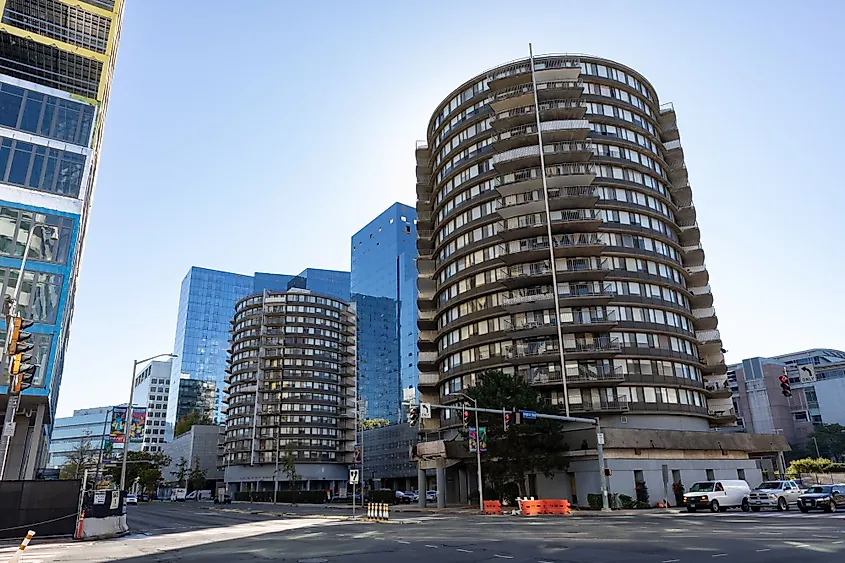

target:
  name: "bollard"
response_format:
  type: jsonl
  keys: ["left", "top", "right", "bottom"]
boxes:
{"left": 8, "top": 530, "right": 35, "bottom": 563}
{"left": 384, "top": 502, "right": 390, "bottom": 521}
{"left": 367, "top": 503, "right": 373, "bottom": 519}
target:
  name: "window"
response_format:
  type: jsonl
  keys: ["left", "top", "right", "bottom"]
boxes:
{"left": 634, "top": 469, "right": 644, "bottom": 484}
{"left": 706, "top": 469, "right": 715, "bottom": 481}
{"left": 737, "top": 469, "right": 746, "bottom": 481}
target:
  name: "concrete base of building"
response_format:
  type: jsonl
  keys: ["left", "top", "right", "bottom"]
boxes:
{"left": 0, "top": 404, "right": 47, "bottom": 480}
{"left": 224, "top": 463, "right": 351, "bottom": 494}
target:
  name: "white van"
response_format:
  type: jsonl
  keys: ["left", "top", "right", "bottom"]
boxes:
{"left": 682, "top": 480, "right": 751, "bottom": 513}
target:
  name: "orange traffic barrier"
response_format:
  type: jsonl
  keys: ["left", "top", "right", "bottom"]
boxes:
{"left": 519, "top": 499, "right": 544, "bottom": 516}
{"left": 483, "top": 500, "right": 502, "bottom": 515}
{"left": 543, "top": 499, "right": 571, "bottom": 515}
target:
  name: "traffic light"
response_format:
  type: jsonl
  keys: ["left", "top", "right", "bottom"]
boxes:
{"left": 779, "top": 374, "right": 792, "bottom": 397}
{"left": 7, "top": 316, "right": 34, "bottom": 354}
{"left": 408, "top": 406, "right": 419, "bottom": 426}
{"left": 503, "top": 411, "right": 512, "bottom": 432}
{"left": 7, "top": 316, "right": 37, "bottom": 393}
{"left": 462, "top": 410, "right": 470, "bottom": 428}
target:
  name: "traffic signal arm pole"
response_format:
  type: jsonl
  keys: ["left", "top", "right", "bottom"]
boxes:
{"left": 473, "top": 402, "right": 483, "bottom": 512}
{"left": 120, "top": 359, "right": 139, "bottom": 492}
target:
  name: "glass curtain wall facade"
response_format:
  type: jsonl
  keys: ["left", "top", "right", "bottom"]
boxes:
{"left": 168, "top": 267, "right": 350, "bottom": 426}
{"left": 0, "top": 0, "right": 124, "bottom": 479}
{"left": 351, "top": 203, "right": 418, "bottom": 422}
{"left": 416, "top": 54, "right": 733, "bottom": 437}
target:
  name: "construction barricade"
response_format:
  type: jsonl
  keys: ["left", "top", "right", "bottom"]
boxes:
{"left": 542, "top": 499, "right": 571, "bottom": 515}
{"left": 483, "top": 500, "right": 502, "bottom": 515}
{"left": 519, "top": 499, "right": 544, "bottom": 516}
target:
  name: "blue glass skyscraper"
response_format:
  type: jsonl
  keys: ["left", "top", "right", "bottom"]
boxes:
{"left": 351, "top": 203, "right": 418, "bottom": 422}
{"left": 167, "top": 266, "right": 350, "bottom": 425}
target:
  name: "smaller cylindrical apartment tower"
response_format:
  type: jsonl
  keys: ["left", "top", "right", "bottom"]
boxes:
{"left": 222, "top": 289, "right": 357, "bottom": 494}
{"left": 416, "top": 54, "right": 733, "bottom": 433}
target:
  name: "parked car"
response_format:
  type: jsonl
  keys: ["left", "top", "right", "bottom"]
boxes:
{"left": 126, "top": 494, "right": 138, "bottom": 505}
{"left": 747, "top": 480, "right": 802, "bottom": 511}
{"left": 186, "top": 490, "right": 213, "bottom": 501}
{"left": 170, "top": 488, "right": 187, "bottom": 502}
{"left": 798, "top": 484, "right": 845, "bottom": 513}
{"left": 406, "top": 491, "right": 419, "bottom": 502}
{"left": 425, "top": 490, "right": 437, "bottom": 503}
{"left": 214, "top": 493, "right": 232, "bottom": 504}
{"left": 395, "top": 491, "right": 412, "bottom": 503}
{"left": 682, "top": 480, "right": 751, "bottom": 512}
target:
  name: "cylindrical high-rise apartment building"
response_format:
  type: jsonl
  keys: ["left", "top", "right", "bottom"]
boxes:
{"left": 416, "top": 54, "right": 733, "bottom": 436}
{"left": 222, "top": 290, "right": 356, "bottom": 494}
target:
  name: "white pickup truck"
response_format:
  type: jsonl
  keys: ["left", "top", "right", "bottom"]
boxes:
{"left": 746, "top": 480, "right": 802, "bottom": 511}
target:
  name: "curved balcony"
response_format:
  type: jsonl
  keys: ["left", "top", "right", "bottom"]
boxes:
{"left": 688, "top": 284, "right": 713, "bottom": 308}
{"left": 668, "top": 163, "right": 688, "bottom": 186}
{"left": 497, "top": 209, "right": 603, "bottom": 240}
{"left": 675, "top": 204, "right": 696, "bottom": 226}
{"left": 489, "top": 79, "right": 584, "bottom": 113}
{"left": 566, "top": 336, "right": 621, "bottom": 358}
{"left": 525, "top": 365, "right": 625, "bottom": 387}
{"left": 685, "top": 264, "right": 709, "bottom": 287}
{"left": 492, "top": 141, "right": 593, "bottom": 174}
{"left": 558, "top": 283, "right": 616, "bottom": 306}
{"left": 503, "top": 317, "right": 558, "bottom": 339}
{"left": 493, "top": 98, "right": 588, "bottom": 129}
{"left": 704, "top": 380, "right": 733, "bottom": 400}
{"left": 497, "top": 186, "right": 600, "bottom": 218}
{"left": 497, "top": 163, "right": 597, "bottom": 197}
{"left": 700, "top": 352, "right": 727, "bottom": 375}
{"left": 663, "top": 139, "right": 684, "bottom": 168}
{"left": 678, "top": 221, "right": 701, "bottom": 246}
{"left": 708, "top": 407, "right": 737, "bottom": 425}
{"left": 682, "top": 243, "right": 705, "bottom": 267}
{"left": 692, "top": 306, "right": 718, "bottom": 331}
{"left": 418, "top": 308, "right": 438, "bottom": 331}
{"left": 500, "top": 262, "right": 554, "bottom": 288}
{"left": 569, "top": 398, "right": 630, "bottom": 414}
{"left": 493, "top": 120, "right": 591, "bottom": 152}
{"left": 498, "top": 233, "right": 608, "bottom": 266}
{"left": 559, "top": 309, "right": 618, "bottom": 332}
{"left": 501, "top": 288, "right": 555, "bottom": 312}
{"left": 503, "top": 341, "right": 560, "bottom": 363}
{"left": 670, "top": 181, "right": 693, "bottom": 208}
{"left": 696, "top": 329, "right": 723, "bottom": 355}
{"left": 488, "top": 57, "right": 581, "bottom": 89}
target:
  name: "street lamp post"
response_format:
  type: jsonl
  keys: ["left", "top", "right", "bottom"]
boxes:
{"left": 119, "top": 353, "right": 176, "bottom": 491}
{"left": 0, "top": 223, "right": 59, "bottom": 480}
{"left": 457, "top": 393, "right": 483, "bottom": 512}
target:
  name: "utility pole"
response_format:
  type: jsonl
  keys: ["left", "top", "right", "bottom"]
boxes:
{"left": 273, "top": 435, "right": 280, "bottom": 504}
{"left": 457, "top": 393, "right": 483, "bottom": 511}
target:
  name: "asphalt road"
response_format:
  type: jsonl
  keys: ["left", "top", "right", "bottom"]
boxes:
{"left": 2, "top": 502, "right": 844, "bottom": 562}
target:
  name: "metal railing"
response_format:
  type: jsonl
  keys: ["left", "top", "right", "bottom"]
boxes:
{"left": 568, "top": 337, "right": 621, "bottom": 353}
{"left": 500, "top": 233, "right": 608, "bottom": 256}
{"left": 495, "top": 99, "right": 587, "bottom": 122}
{"left": 570, "top": 399, "right": 630, "bottom": 412}
{"left": 663, "top": 139, "right": 682, "bottom": 151}
{"left": 496, "top": 121, "right": 591, "bottom": 143}
{"left": 488, "top": 56, "right": 580, "bottom": 82}
{"left": 502, "top": 288, "right": 555, "bottom": 306}
{"left": 497, "top": 162, "right": 596, "bottom": 186}
{"left": 498, "top": 209, "right": 600, "bottom": 231}
{"left": 696, "top": 329, "right": 722, "bottom": 342}
{"left": 659, "top": 102, "right": 675, "bottom": 113}
{"left": 497, "top": 185, "right": 599, "bottom": 209}
{"left": 709, "top": 408, "right": 736, "bottom": 418}
{"left": 493, "top": 141, "right": 593, "bottom": 165}
{"left": 560, "top": 309, "right": 617, "bottom": 325}
{"left": 688, "top": 284, "right": 712, "bottom": 296}
{"left": 693, "top": 307, "right": 716, "bottom": 319}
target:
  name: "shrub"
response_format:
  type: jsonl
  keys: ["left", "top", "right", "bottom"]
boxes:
{"left": 233, "top": 490, "right": 327, "bottom": 504}
{"left": 618, "top": 494, "right": 635, "bottom": 509}
{"left": 587, "top": 493, "right": 602, "bottom": 510}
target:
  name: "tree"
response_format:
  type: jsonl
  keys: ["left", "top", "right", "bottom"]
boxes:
{"left": 174, "top": 411, "right": 211, "bottom": 437}
{"left": 188, "top": 458, "right": 207, "bottom": 492}
{"left": 172, "top": 456, "right": 189, "bottom": 487}
{"left": 786, "top": 457, "right": 835, "bottom": 477}
{"left": 59, "top": 436, "right": 98, "bottom": 479}
{"left": 808, "top": 424, "right": 845, "bottom": 461}
{"left": 463, "top": 370, "right": 570, "bottom": 497}
{"left": 360, "top": 418, "right": 391, "bottom": 431}
{"left": 103, "top": 451, "right": 170, "bottom": 494}
{"left": 280, "top": 443, "right": 300, "bottom": 505}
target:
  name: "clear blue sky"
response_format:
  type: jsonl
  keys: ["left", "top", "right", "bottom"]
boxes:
{"left": 56, "top": 0, "right": 844, "bottom": 416}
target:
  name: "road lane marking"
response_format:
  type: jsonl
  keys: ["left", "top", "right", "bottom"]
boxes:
{"left": 494, "top": 556, "right": 513, "bottom": 559}
{"left": 756, "top": 549, "right": 771, "bottom": 552}
{"left": 425, "top": 545, "right": 438, "bottom": 548}
{"left": 457, "top": 548, "right": 473, "bottom": 553}
{"left": 397, "top": 540, "right": 410, "bottom": 544}
{"left": 663, "top": 559, "right": 680, "bottom": 562}
{"left": 712, "top": 554, "right": 728, "bottom": 558}
{"left": 833, "top": 541, "right": 844, "bottom": 544}
{"left": 813, "top": 535, "right": 836, "bottom": 539}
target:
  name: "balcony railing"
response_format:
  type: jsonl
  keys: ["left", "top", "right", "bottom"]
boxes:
{"left": 568, "top": 337, "right": 621, "bottom": 353}
{"left": 663, "top": 139, "right": 682, "bottom": 152}
{"left": 495, "top": 99, "right": 587, "bottom": 122}
{"left": 570, "top": 399, "right": 630, "bottom": 412}
{"left": 500, "top": 233, "right": 608, "bottom": 256}
{"left": 525, "top": 366, "right": 624, "bottom": 385}
{"left": 497, "top": 186, "right": 599, "bottom": 210}
{"left": 492, "top": 80, "right": 583, "bottom": 104}
{"left": 502, "top": 288, "right": 555, "bottom": 306}
{"left": 493, "top": 141, "right": 593, "bottom": 166}
{"left": 488, "top": 57, "right": 580, "bottom": 82}
{"left": 693, "top": 307, "right": 716, "bottom": 319}
{"left": 498, "top": 209, "right": 601, "bottom": 231}
{"left": 709, "top": 408, "right": 736, "bottom": 419}
{"left": 560, "top": 309, "right": 617, "bottom": 325}
{"left": 659, "top": 102, "right": 675, "bottom": 113}
{"left": 497, "top": 163, "right": 596, "bottom": 187}
{"left": 495, "top": 121, "right": 591, "bottom": 144}
{"left": 697, "top": 329, "right": 722, "bottom": 342}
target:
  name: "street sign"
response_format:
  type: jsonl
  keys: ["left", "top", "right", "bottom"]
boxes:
{"left": 349, "top": 469, "right": 360, "bottom": 485}
{"left": 420, "top": 402, "right": 432, "bottom": 419}
{"left": 597, "top": 432, "right": 605, "bottom": 445}
{"left": 94, "top": 492, "right": 106, "bottom": 505}
{"left": 520, "top": 410, "right": 537, "bottom": 420}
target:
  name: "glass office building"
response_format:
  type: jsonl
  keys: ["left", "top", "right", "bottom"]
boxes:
{"left": 0, "top": 0, "right": 125, "bottom": 479}
{"left": 168, "top": 267, "right": 349, "bottom": 425}
{"left": 351, "top": 203, "right": 418, "bottom": 422}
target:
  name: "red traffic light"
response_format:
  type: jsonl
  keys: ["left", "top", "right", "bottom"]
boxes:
{"left": 779, "top": 375, "right": 788, "bottom": 383}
